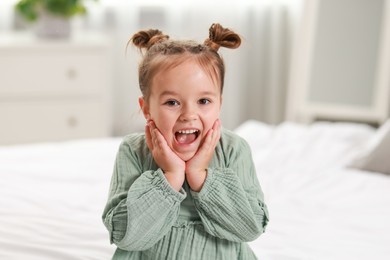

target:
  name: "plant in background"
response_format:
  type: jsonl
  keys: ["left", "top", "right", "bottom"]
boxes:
{"left": 15, "top": 0, "right": 96, "bottom": 22}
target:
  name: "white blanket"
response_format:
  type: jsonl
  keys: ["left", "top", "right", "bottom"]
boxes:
{"left": 0, "top": 139, "right": 119, "bottom": 259}
{"left": 1, "top": 121, "right": 389, "bottom": 259}
{"left": 236, "top": 120, "right": 390, "bottom": 259}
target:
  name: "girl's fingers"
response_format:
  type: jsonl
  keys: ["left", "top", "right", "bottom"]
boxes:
{"left": 148, "top": 121, "right": 159, "bottom": 148}
{"left": 199, "top": 128, "right": 216, "bottom": 155}
{"left": 148, "top": 120, "right": 170, "bottom": 151}
{"left": 145, "top": 124, "right": 153, "bottom": 150}
{"left": 214, "top": 120, "right": 221, "bottom": 143}
{"left": 155, "top": 129, "right": 169, "bottom": 150}
{"left": 146, "top": 121, "right": 185, "bottom": 174}
{"left": 213, "top": 118, "right": 221, "bottom": 132}
{"left": 209, "top": 119, "right": 221, "bottom": 147}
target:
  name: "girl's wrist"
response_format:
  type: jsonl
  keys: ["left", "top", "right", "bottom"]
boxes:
{"left": 164, "top": 171, "right": 185, "bottom": 191}
{"left": 185, "top": 169, "right": 207, "bottom": 192}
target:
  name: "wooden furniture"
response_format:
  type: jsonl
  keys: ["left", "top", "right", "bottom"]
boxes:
{"left": 0, "top": 33, "right": 112, "bottom": 144}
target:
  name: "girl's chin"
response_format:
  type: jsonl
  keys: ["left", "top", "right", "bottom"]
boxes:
{"left": 176, "top": 151, "right": 197, "bottom": 162}
{"left": 172, "top": 141, "right": 200, "bottom": 161}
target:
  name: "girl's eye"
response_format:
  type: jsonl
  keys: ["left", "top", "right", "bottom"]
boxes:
{"left": 198, "top": 98, "right": 211, "bottom": 105}
{"left": 164, "top": 100, "right": 179, "bottom": 106}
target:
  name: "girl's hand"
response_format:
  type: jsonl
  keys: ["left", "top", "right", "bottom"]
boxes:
{"left": 145, "top": 121, "right": 185, "bottom": 191}
{"left": 185, "top": 119, "right": 221, "bottom": 192}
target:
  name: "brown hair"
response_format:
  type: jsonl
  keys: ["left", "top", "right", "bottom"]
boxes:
{"left": 129, "top": 23, "right": 241, "bottom": 100}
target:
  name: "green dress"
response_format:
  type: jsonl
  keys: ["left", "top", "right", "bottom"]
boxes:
{"left": 102, "top": 128, "right": 269, "bottom": 260}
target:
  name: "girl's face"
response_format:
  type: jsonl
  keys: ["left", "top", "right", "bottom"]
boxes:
{"left": 139, "top": 60, "right": 222, "bottom": 161}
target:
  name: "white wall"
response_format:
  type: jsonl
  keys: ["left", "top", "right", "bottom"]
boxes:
{"left": 1, "top": 0, "right": 303, "bottom": 137}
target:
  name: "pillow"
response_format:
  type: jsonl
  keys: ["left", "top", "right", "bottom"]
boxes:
{"left": 349, "top": 118, "right": 390, "bottom": 174}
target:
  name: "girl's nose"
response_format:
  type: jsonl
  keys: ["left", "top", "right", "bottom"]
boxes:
{"left": 179, "top": 113, "right": 198, "bottom": 122}
{"left": 179, "top": 107, "right": 198, "bottom": 122}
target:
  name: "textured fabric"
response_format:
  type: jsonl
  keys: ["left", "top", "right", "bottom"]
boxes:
{"left": 102, "top": 128, "right": 269, "bottom": 259}
{"left": 348, "top": 118, "right": 390, "bottom": 175}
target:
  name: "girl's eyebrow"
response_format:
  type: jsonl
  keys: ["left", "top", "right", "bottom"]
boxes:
{"left": 159, "top": 90, "right": 219, "bottom": 97}
{"left": 159, "top": 90, "right": 178, "bottom": 97}
{"left": 199, "top": 91, "right": 219, "bottom": 96}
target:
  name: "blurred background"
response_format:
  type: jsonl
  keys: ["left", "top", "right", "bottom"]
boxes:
{"left": 0, "top": 0, "right": 388, "bottom": 145}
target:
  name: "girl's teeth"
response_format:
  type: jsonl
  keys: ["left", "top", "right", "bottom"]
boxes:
{"left": 178, "top": 129, "right": 198, "bottom": 134}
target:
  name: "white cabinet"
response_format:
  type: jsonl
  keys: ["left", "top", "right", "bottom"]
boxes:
{"left": 0, "top": 33, "right": 112, "bottom": 144}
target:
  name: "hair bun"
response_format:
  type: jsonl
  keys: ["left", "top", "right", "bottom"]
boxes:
{"left": 204, "top": 23, "right": 241, "bottom": 51}
{"left": 131, "top": 29, "right": 169, "bottom": 50}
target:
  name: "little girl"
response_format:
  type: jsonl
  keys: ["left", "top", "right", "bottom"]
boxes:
{"left": 102, "top": 23, "right": 269, "bottom": 260}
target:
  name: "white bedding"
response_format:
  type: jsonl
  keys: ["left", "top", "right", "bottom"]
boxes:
{"left": 1, "top": 120, "right": 389, "bottom": 259}
{"left": 0, "top": 139, "right": 119, "bottom": 259}
{"left": 236, "top": 121, "right": 390, "bottom": 260}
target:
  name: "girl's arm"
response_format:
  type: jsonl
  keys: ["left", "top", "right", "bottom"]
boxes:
{"left": 102, "top": 137, "right": 186, "bottom": 251}
{"left": 191, "top": 135, "right": 269, "bottom": 242}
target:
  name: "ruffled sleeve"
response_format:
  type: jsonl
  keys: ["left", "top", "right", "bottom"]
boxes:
{"left": 102, "top": 135, "right": 186, "bottom": 251}
{"left": 190, "top": 131, "right": 269, "bottom": 242}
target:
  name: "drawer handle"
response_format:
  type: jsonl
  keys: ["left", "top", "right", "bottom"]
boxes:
{"left": 67, "top": 117, "right": 78, "bottom": 127}
{"left": 66, "top": 69, "right": 78, "bottom": 79}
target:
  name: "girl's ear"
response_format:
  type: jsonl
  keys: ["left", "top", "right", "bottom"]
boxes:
{"left": 138, "top": 97, "right": 150, "bottom": 120}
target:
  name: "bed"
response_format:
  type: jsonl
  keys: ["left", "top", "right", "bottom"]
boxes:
{"left": 1, "top": 120, "right": 390, "bottom": 259}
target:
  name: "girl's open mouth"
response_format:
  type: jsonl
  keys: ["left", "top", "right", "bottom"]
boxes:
{"left": 175, "top": 129, "right": 200, "bottom": 144}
